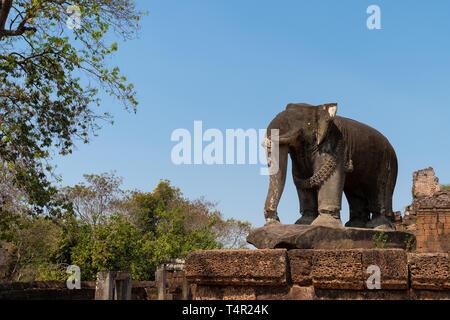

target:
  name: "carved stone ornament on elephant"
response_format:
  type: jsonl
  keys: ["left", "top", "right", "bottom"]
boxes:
{"left": 263, "top": 103, "right": 398, "bottom": 230}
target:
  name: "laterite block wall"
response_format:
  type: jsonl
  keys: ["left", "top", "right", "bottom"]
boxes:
{"left": 416, "top": 191, "right": 450, "bottom": 253}
{"left": 185, "top": 249, "right": 449, "bottom": 300}
{"left": 0, "top": 281, "right": 157, "bottom": 300}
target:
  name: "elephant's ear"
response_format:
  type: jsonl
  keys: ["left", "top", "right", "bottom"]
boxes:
{"left": 316, "top": 103, "right": 337, "bottom": 145}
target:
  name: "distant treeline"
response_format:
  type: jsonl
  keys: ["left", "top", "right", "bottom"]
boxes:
{"left": 0, "top": 172, "right": 251, "bottom": 282}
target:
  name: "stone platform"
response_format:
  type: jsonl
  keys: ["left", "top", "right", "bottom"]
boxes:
{"left": 247, "top": 224, "right": 416, "bottom": 250}
{"left": 185, "top": 249, "right": 450, "bottom": 300}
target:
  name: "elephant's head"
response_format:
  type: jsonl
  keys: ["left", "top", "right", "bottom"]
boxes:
{"left": 263, "top": 103, "right": 339, "bottom": 223}
{"left": 267, "top": 103, "right": 338, "bottom": 146}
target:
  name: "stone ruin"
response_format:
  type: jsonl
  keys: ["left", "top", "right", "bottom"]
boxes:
{"left": 185, "top": 248, "right": 449, "bottom": 300}
{"left": 415, "top": 190, "right": 449, "bottom": 253}
{"left": 183, "top": 167, "right": 449, "bottom": 300}
{"left": 155, "top": 259, "right": 191, "bottom": 300}
{"left": 395, "top": 167, "right": 441, "bottom": 232}
{"left": 95, "top": 271, "right": 132, "bottom": 300}
{"left": 396, "top": 167, "right": 449, "bottom": 254}
{"left": 243, "top": 170, "right": 446, "bottom": 252}
{"left": 0, "top": 256, "right": 189, "bottom": 300}
{"left": 413, "top": 167, "right": 441, "bottom": 198}
{"left": 0, "top": 168, "right": 448, "bottom": 300}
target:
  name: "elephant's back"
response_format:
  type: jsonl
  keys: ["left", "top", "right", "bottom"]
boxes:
{"left": 334, "top": 116, "right": 396, "bottom": 158}
{"left": 334, "top": 116, "right": 398, "bottom": 193}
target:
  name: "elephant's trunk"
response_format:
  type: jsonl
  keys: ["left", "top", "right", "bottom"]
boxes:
{"left": 277, "top": 129, "right": 302, "bottom": 145}
{"left": 263, "top": 143, "right": 289, "bottom": 222}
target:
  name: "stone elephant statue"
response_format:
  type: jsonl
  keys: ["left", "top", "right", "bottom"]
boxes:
{"left": 263, "top": 103, "right": 398, "bottom": 230}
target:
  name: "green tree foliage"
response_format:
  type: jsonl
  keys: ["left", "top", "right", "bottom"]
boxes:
{"left": 1, "top": 215, "right": 60, "bottom": 281}
{"left": 0, "top": 173, "right": 252, "bottom": 281}
{"left": 126, "top": 181, "right": 252, "bottom": 250}
{"left": 0, "top": 0, "right": 143, "bottom": 215}
{"left": 60, "top": 172, "right": 125, "bottom": 228}
{"left": 440, "top": 184, "right": 450, "bottom": 191}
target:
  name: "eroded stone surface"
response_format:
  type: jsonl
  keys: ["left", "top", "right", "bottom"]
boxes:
{"left": 415, "top": 191, "right": 450, "bottom": 209}
{"left": 311, "top": 249, "right": 364, "bottom": 290}
{"left": 185, "top": 249, "right": 450, "bottom": 300}
{"left": 288, "top": 250, "right": 315, "bottom": 286}
{"left": 185, "top": 249, "right": 287, "bottom": 286}
{"left": 413, "top": 168, "right": 440, "bottom": 199}
{"left": 247, "top": 224, "right": 416, "bottom": 250}
{"left": 408, "top": 253, "right": 450, "bottom": 290}
{"left": 361, "top": 249, "right": 408, "bottom": 290}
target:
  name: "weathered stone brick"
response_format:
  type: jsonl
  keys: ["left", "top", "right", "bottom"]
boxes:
{"left": 408, "top": 253, "right": 450, "bottom": 290}
{"left": 185, "top": 249, "right": 288, "bottom": 286}
{"left": 286, "top": 285, "right": 316, "bottom": 300}
{"left": 287, "top": 250, "right": 315, "bottom": 286}
{"left": 222, "top": 286, "right": 256, "bottom": 300}
{"left": 412, "top": 168, "right": 440, "bottom": 198}
{"left": 361, "top": 249, "right": 408, "bottom": 290}
{"left": 311, "top": 249, "right": 364, "bottom": 290}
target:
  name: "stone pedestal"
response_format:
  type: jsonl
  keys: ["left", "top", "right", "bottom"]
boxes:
{"left": 185, "top": 249, "right": 450, "bottom": 300}
{"left": 247, "top": 224, "right": 416, "bottom": 250}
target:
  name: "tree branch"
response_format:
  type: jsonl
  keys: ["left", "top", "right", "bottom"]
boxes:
{"left": 0, "top": 0, "right": 13, "bottom": 31}
{"left": 0, "top": 0, "right": 36, "bottom": 39}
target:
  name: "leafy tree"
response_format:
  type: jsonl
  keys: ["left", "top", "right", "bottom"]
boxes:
{"left": 125, "top": 180, "right": 183, "bottom": 234}
{"left": 65, "top": 213, "right": 144, "bottom": 280}
{"left": 47, "top": 207, "right": 218, "bottom": 281}
{"left": 0, "top": 163, "right": 31, "bottom": 242}
{"left": 1, "top": 215, "right": 60, "bottom": 281}
{"left": 213, "top": 217, "right": 252, "bottom": 249}
{"left": 440, "top": 184, "right": 450, "bottom": 191}
{"left": 127, "top": 181, "right": 252, "bottom": 249}
{"left": 0, "top": 0, "right": 143, "bottom": 215}
{"left": 58, "top": 175, "right": 252, "bottom": 280}
{"left": 1, "top": 173, "right": 252, "bottom": 281}
{"left": 60, "top": 172, "right": 125, "bottom": 229}
{"left": 128, "top": 207, "right": 218, "bottom": 280}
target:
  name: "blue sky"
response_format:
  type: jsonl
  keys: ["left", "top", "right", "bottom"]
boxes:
{"left": 54, "top": 0, "right": 450, "bottom": 227}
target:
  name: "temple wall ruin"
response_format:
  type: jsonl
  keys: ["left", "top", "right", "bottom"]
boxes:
{"left": 185, "top": 168, "right": 449, "bottom": 300}
{"left": 415, "top": 191, "right": 450, "bottom": 253}
{"left": 185, "top": 249, "right": 449, "bottom": 300}
{"left": 0, "top": 265, "right": 187, "bottom": 300}
{"left": 412, "top": 167, "right": 440, "bottom": 198}
{"left": 0, "top": 168, "right": 448, "bottom": 300}
{"left": 0, "top": 280, "right": 157, "bottom": 300}
{"left": 396, "top": 168, "right": 449, "bottom": 254}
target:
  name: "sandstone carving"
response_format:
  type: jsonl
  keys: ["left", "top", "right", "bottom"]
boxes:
{"left": 263, "top": 103, "right": 398, "bottom": 230}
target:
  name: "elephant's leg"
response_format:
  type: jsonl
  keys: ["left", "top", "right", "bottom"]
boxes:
{"left": 366, "top": 192, "right": 396, "bottom": 230}
{"left": 344, "top": 191, "right": 370, "bottom": 228}
{"left": 367, "top": 210, "right": 396, "bottom": 230}
{"left": 294, "top": 188, "right": 318, "bottom": 225}
{"left": 365, "top": 160, "right": 397, "bottom": 230}
{"left": 311, "top": 159, "right": 346, "bottom": 228}
{"left": 264, "top": 144, "right": 289, "bottom": 224}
